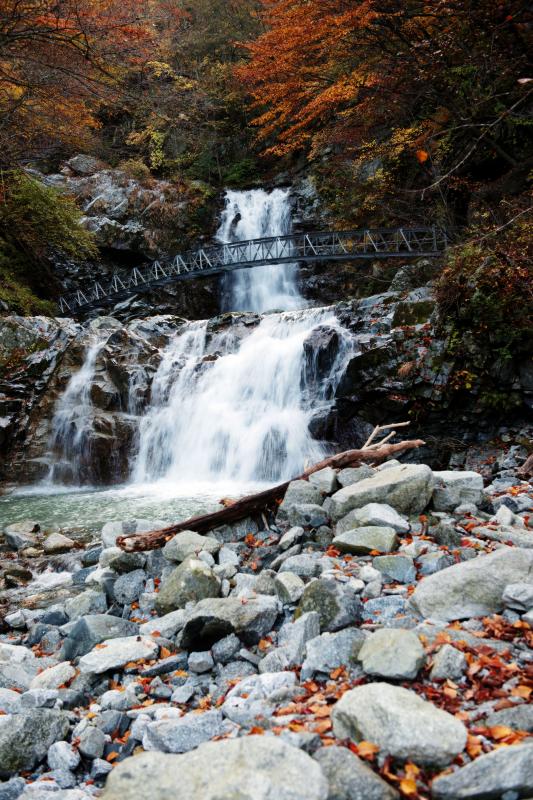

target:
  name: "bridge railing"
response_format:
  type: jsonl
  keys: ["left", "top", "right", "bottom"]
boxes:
{"left": 58, "top": 226, "right": 447, "bottom": 314}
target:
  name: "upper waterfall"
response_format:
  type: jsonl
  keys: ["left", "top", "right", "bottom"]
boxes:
{"left": 217, "top": 188, "right": 303, "bottom": 313}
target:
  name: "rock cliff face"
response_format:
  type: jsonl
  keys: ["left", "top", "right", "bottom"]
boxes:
{"left": 1, "top": 266, "right": 530, "bottom": 488}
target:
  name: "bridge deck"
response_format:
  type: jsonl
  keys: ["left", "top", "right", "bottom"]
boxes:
{"left": 59, "top": 226, "right": 447, "bottom": 313}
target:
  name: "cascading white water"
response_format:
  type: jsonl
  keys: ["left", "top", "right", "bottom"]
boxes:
{"left": 46, "top": 339, "right": 103, "bottom": 484}
{"left": 217, "top": 188, "right": 303, "bottom": 313}
{"left": 133, "top": 308, "right": 351, "bottom": 484}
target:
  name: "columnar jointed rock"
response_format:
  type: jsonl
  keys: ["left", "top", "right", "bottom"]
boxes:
{"left": 102, "top": 736, "right": 329, "bottom": 800}
{"left": 411, "top": 547, "right": 533, "bottom": 620}
{"left": 332, "top": 683, "right": 467, "bottom": 766}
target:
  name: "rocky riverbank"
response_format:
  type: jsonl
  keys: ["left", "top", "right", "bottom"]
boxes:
{"left": 0, "top": 453, "right": 532, "bottom": 799}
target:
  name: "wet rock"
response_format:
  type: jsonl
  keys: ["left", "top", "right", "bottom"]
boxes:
{"left": 3, "top": 521, "right": 40, "bottom": 550}
{"left": 162, "top": 531, "right": 221, "bottom": 563}
{"left": 43, "top": 533, "right": 75, "bottom": 555}
{"left": 0, "top": 709, "right": 70, "bottom": 776}
{"left": 410, "top": 547, "right": 533, "bottom": 621}
{"left": 358, "top": 629, "right": 425, "bottom": 679}
{"left": 328, "top": 465, "right": 434, "bottom": 520}
{"left": 0, "top": 777, "right": 25, "bottom": 800}
{"left": 431, "top": 742, "right": 533, "bottom": 799}
{"left": 179, "top": 595, "right": 280, "bottom": 649}
{"left": 78, "top": 635, "right": 158, "bottom": 674}
{"left": 432, "top": 471, "right": 484, "bottom": 512}
{"left": 296, "top": 578, "right": 362, "bottom": 631}
{"left": 314, "top": 745, "right": 399, "bottom": 800}
{"left": 61, "top": 614, "right": 138, "bottom": 660}
{"left": 188, "top": 651, "right": 214, "bottom": 673}
{"left": 143, "top": 709, "right": 233, "bottom": 754}
{"left": 301, "top": 629, "right": 366, "bottom": 680}
{"left": 333, "top": 526, "right": 398, "bottom": 555}
{"left": 332, "top": 683, "right": 467, "bottom": 766}
{"left": 155, "top": 557, "right": 220, "bottom": 615}
{"left": 372, "top": 554, "right": 416, "bottom": 584}
{"left": 102, "top": 736, "right": 328, "bottom": 800}
{"left": 336, "top": 503, "right": 410, "bottom": 535}
{"left": 430, "top": 644, "right": 467, "bottom": 681}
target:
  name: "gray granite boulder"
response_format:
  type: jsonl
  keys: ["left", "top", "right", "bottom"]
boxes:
{"left": 162, "top": 531, "right": 221, "bottom": 563}
{"left": 431, "top": 742, "right": 533, "bottom": 799}
{"left": 358, "top": 629, "right": 425, "bottom": 679}
{"left": 314, "top": 746, "right": 399, "bottom": 800}
{"left": 296, "top": 579, "right": 362, "bottom": 632}
{"left": 336, "top": 503, "right": 409, "bottom": 535}
{"left": 333, "top": 526, "right": 398, "bottom": 555}
{"left": 155, "top": 557, "right": 220, "bottom": 615}
{"left": 432, "top": 471, "right": 484, "bottom": 512}
{"left": 0, "top": 709, "right": 69, "bottom": 776}
{"left": 179, "top": 595, "right": 280, "bottom": 649}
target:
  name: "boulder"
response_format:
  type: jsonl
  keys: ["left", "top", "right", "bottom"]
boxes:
{"left": 411, "top": 547, "right": 533, "bottom": 621}
{"left": 274, "top": 572, "right": 305, "bottom": 604}
{"left": 308, "top": 467, "right": 338, "bottom": 494}
{"left": 328, "top": 465, "right": 434, "bottom": 521}
{"left": 431, "top": 742, "right": 533, "bottom": 799}
{"left": 3, "top": 521, "right": 40, "bottom": 550}
{"left": 332, "top": 683, "right": 467, "bottom": 766}
{"left": 502, "top": 582, "right": 533, "bottom": 611}
{"left": 358, "top": 629, "right": 425, "bottom": 679}
{"left": 301, "top": 629, "right": 366, "bottom": 680}
{"left": 102, "top": 736, "right": 328, "bottom": 800}
{"left": 430, "top": 644, "right": 467, "bottom": 681}
{"left": 43, "top": 533, "right": 75, "bottom": 554}
{"left": 155, "top": 557, "right": 220, "bottom": 615}
{"left": 162, "top": 531, "right": 221, "bottom": 563}
{"left": 314, "top": 746, "right": 399, "bottom": 800}
{"left": 432, "top": 470, "right": 484, "bottom": 512}
{"left": 143, "top": 709, "right": 233, "bottom": 753}
{"left": 277, "top": 481, "right": 323, "bottom": 521}
{"left": 296, "top": 579, "right": 362, "bottom": 631}
{"left": 484, "top": 704, "right": 533, "bottom": 732}
{"left": 337, "top": 465, "right": 375, "bottom": 487}
{"left": 259, "top": 612, "right": 320, "bottom": 673}
{"left": 372, "top": 555, "right": 416, "bottom": 584}
{"left": 179, "top": 595, "right": 280, "bottom": 649}
{"left": 61, "top": 614, "right": 138, "bottom": 660}
{"left": 112, "top": 569, "right": 147, "bottom": 605}
{"left": 139, "top": 609, "right": 187, "bottom": 639}
{"left": 288, "top": 504, "right": 329, "bottom": 528}
{"left": 333, "top": 526, "right": 398, "bottom": 555}
{"left": 0, "top": 709, "right": 69, "bottom": 776}
{"left": 78, "top": 635, "right": 158, "bottom": 674}
{"left": 336, "top": 503, "right": 409, "bottom": 535}
{"left": 30, "top": 662, "right": 76, "bottom": 691}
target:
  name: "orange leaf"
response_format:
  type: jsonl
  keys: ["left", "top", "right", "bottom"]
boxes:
{"left": 159, "top": 646, "right": 172, "bottom": 659}
{"left": 490, "top": 725, "right": 515, "bottom": 740}
{"left": 511, "top": 685, "right": 532, "bottom": 699}
{"left": 249, "top": 726, "right": 265, "bottom": 735}
{"left": 106, "top": 751, "right": 119, "bottom": 762}
{"left": 416, "top": 149, "right": 429, "bottom": 163}
{"left": 356, "top": 741, "right": 380, "bottom": 759}
{"left": 400, "top": 777, "right": 418, "bottom": 795}
{"left": 313, "top": 719, "right": 332, "bottom": 734}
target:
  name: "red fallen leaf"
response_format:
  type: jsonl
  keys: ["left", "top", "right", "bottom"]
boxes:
{"left": 249, "top": 726, "right": 265, "bottom": 735}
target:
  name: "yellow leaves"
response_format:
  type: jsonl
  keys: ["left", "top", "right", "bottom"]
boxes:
{"left": 353, "top": 740, "right": 380, "bottom": 759}
{"left": 489, "top": 725, "right": 517, "bottom": 740}
{"left": 466, "top": 734, "right": 483, "bottom": 758}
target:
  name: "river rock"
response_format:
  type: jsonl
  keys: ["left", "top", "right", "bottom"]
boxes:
{"left": 410, "top": 547, "right": 533, "bottom": 620}
{"left": 64, "top": 589, "right": 107, "bottom": 620}
{"left": 102, "top": 736, "right": 328, "bottom": 800}
{"left": 502, "top": 581, "right": 533, "bottom": 611}
{"left": 78, "top": 635, "right": 158, "bottom": 674}
{"left": 332, "top": 683, "right": 467, "bottom": 766}
{"left": 113, "top": 569, "right": 147, "bottom": 605}
{"left": 179, "top": 595, "right": 280, "bottom": 649}
{"left": 0, "top": 689, "right": 22, "bottom": 714}
{"left": 155, "top": 557, "right": 220, "bottom": 614}
{"left": 337, "top": 465, "right": 375, "bottom": 487}
{"left": 162, "top": 531, "right": 221, "bottom": 563}
{"left": 430, "top": 644, "right": 467, "bottom": 681}
{"left": 221, "top": 671, "right": 297, "bottom": 727}
{"left": 301, "top": 628, "right": 366, "bottom": 679}
{"left": 61, "top": 614, "right": 139, "bottom": 660}
{"left": 314, "top": 745, "right": 399, "bottom": 800}
{"left": 484, "top": 704, "right": 533, "bottom": 732}
{"left": 432, "top": 470, "right": 484, "bottom": 512}
{"left": 431, "top": 742, "right": 533, "bottom": 799}
{"left": 358, "top": 629, "right": 425, "bottom": 679}
{"left": 78, "top": 725, "right": 106, "bottom": 759}
{"left": 0, "top": 709, "right": 70, "bottom": 776}
{"left": 328, "top": 464, "right": 434, "bottom": 521}
{"left": 372, "top": 554, "right": 416, "bottom": 584}
{"left": 288, "top": 503, "right": 329, "bottom": 528}
{"left": 277, "top": 480, "right": 323, "bottom": 521}
{"left": 297, "top": 578, "right": 362, "bottom": 631}
{"left": 101, "top": 519, "right": 166, "bottom": 548}
{"left": 336, "top": 503, "right": 410, "bottom": 535}
{"left": 308, "top": 467, "right": 338, "bottom": 494}
{"left": 259, "top": 612, "right": 320, "bottom": 673}
{"left": 47, "top": 740, "right": 81, "bottom": 772}
{"left": 143, "top": 709, "right": 233, "bottom": 753}
{"left": 139, "top": 609, "right": 187, "bottom": 638}
{"left": 333, "top": 526, "right": 398, "bottom": 555}
{"left": 30, "top": 662, "right": 76, "bottom": 691}
{"left": 274, "top": 572, "right": 305, "bottom": 603}
{"left": 3, "top": 521, "right": 40, "bottom": 550}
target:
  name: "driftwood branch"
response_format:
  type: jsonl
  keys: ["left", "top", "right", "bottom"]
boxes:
{"left": 117, "top": 429, "right": 425, "bottom": 552}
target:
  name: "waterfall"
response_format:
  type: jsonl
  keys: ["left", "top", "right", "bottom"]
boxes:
{"left": 217, "top": 188, "right": 303, "bottom": 313}
{"left": 46, "top": 339, "right": 103, "bottom": 484}
{"left": 132, "top": 308, "right": 352, "bottom": 485}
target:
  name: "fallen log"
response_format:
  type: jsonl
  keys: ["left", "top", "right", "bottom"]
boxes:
{"left": 117, "top": 435, "right": 425, "bottom": 552}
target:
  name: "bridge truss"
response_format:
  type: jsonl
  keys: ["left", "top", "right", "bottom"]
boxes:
{"left": 58, "top": 226, "right": 447, "bottom": 314}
